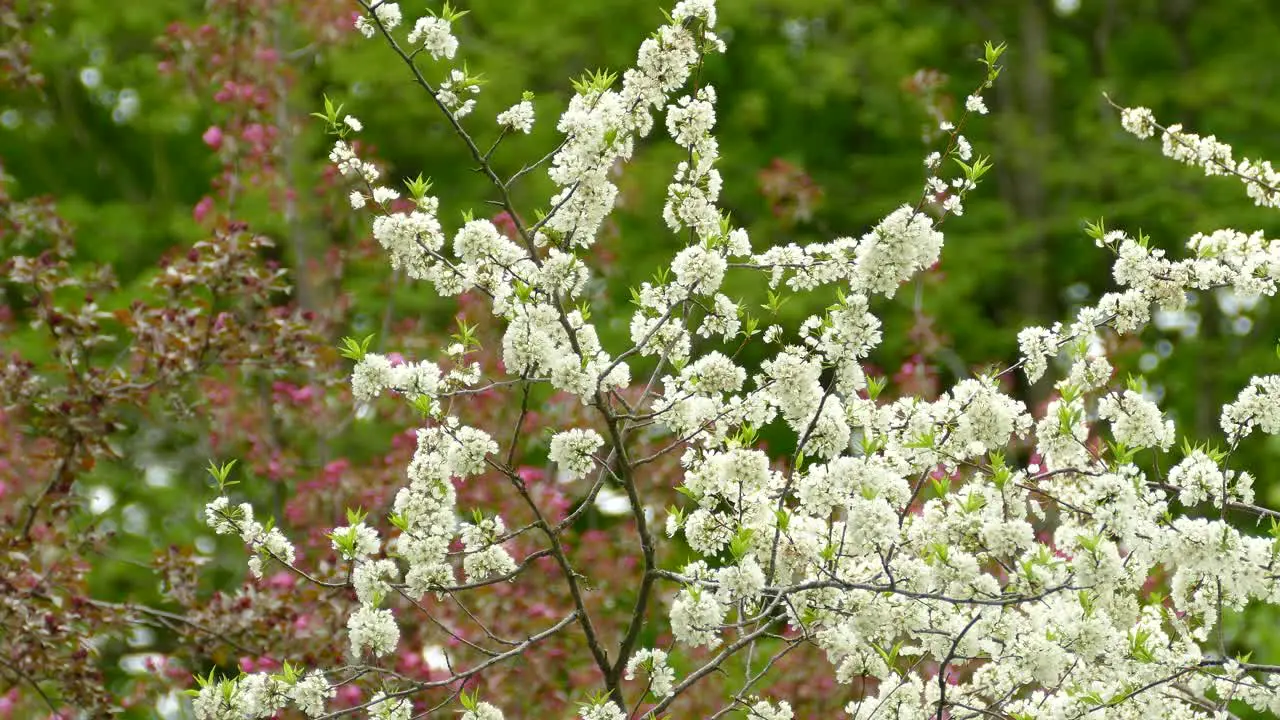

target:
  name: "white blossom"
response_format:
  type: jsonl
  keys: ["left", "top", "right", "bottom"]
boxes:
{"left": 671, "top": 585, "right": 726, "bottom": 648}
{"left": 1098, "top": 389, "right": 1175, "bottom": 450}
{"left": 462, "top": 701, "right": 506, "bottom": 720}
{"left": 289, "top": 672, "right": 334, "bottom": 718}
{"left": 497, "top": 100, "right": 535, "bottom": 134}
{"left": 1121, "top": 106, "right": 1157, "bottom": 139}
{"left": 1016, "top": 326, "right": 1058, "bottom": 383}
{"left": 579, "top": 701, "right": 626, "bottom": 720}
{"left": 1221, "top": 375, "right": 1280, "bottom": 442}
{"left": 368, "top": 692, "right": 411, "bottom": 720}
{"left": 347, "top": 604, "right": 399, "bottom": 658}
{"left": 352, "top": 559, "right": 400, "bottom": 604}
{"left": 408, "top": 16, "right": 457, "bottom": 60}
{"left": 330, "top": 521, "right": 380, "bottom": 560}
{"left": 373, "top": 3, "right": 402, "bottom": 31}
{"left": 748, "top": 699, "right": 793, "bottom": 720}
{"left": 624, "top": 648, "right": 675, "bottom": 698}
{"left": 549, "top": 428, "right": 604, "bottom": 480}
{"left": 853, "top": 204, "right": 944, "bottom": 297}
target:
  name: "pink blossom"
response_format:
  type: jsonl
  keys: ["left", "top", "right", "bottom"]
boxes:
{"left": 241, "top": 122, "right": 265, "bottom": 146}
{"left": 202, "top": 125, "right": 223, "bottom": 149}
{"left": 192, "top": 196, "right": 215, "bottom": 223}
{"left": 336, "top": 684, "right": 362, "bottom": 706}
{"left": 492, "top": 211, "right": 519, "bottom": 239}
{"left": 267, "top": 571, "right": 295, "bottom": 590}
{"left": 323, "top": 459, "right": 351, "bottom": 482}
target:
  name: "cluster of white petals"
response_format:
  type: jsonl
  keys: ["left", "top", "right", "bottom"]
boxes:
{"left": 191, "top": 670, "right": 331, "bottom": 720}
{"left": 497, "top": 99, "right": 535, "bottom": 134}
{"left": 623, "top": 648, "right": 676, "bottom": 698}
{"left": 408, "top": 15, "right": 457, "bottom": 60}
{"left": 203, "top": 496, "right": 296, "bottom": 579}
{"left": 1123, "top": 105, "right": 1280, "bottom": 208}
{"left": 548, "top": 428, "right": 604, "bottom": 480}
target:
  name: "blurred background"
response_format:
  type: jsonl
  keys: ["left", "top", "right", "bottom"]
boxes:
{"left": 3, "top": 0, "right": 1280, "bottom": 716}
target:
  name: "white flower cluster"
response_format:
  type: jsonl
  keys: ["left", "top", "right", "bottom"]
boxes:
{"left": 964, "top": 93, "right": 988, "bottom": 115}
{"left": 453, "top": 219, "right": 537, "bottom": 312}
{"left": 330, "top": 521, "right": 380, "bottom": 560}
{"left": 543, "top": 5, "right": 718, "bottom": 246}
{"left": 1016, "top": 222, "right": 1280, "bottom": 388}
{"left": 462, "top": 701, "right": 506, "bottom": 720}
{"left": 329, "top": 140, "right": 380, "bottom": 184}
{"left": 408, "top": 16, "right": 457, "bottom": 60}
{"left": 352, "top": 558, "right": 399, "bottom": 605}
{"left": 191, "top": 670, "right": 332, "bottom": 720}
{"left": 1120, "top": 106, "right": 1156, "bottom": 139}
{"left": 1098, "top": 388, "right": 1176, "bottom": 450}
{"left": 371, "top": 200, "right": 445, "bottom": 280}
{"left": 1122, "top": 104, "right": 1280, "bottom": 208}
{"left": 355, "top": 2, "right": 402, "bottom": 39}
{"left": 578, "top": 700, "right": 626, "bottom": 720}
{"left": 438, "top": 68, "right": 480, "bottom": 119}
{"left": 351, "top": 352, "right": 442, "bottom": 403}
{"left": 623, "top": 648, "right": 676, "bottom": 698}
{"left": 1221, "top": 374, "right": 1280, "bottom": 442}
{"left": 369, "top": 692, "right": 412, "bottom": 720}
{"left": 748, "top": 699, "right": 793, "bottom": 720}
{"left": 204, "top": 496, "right": 296, "bottom": 579}
{"left": 670, "top": 583, "right": 726, "bottom": 648}
{"left": 460, "top": 514, "right": 517, "bottom": 582}
{"left": 1016, "top": 326, "right": 1058, "bottom": 382}
{"left": 852, "top": 205, "right": 945, "bottom": 297}
{"left": 650, "top": 94, "right": 1280, "bottom": 720}
{"left": 503, "top": 304, "right": 630, "bottom": 398}
{"left": 751, "top": 203, "right": 944, "bottom": 299}
{"left": 396, "top": 421, "right": 498, "bottom": 594}
{"left": 1168, "top": 449, "right": 1254, "bottom": 507}
{"left": 497, "top": 99, "right": 535, "bottom": 134}
{"left": 663, "top": 87, "right": 724, "bottom": 239}
{"left": 289, "top": 672, "right": 335, "bottom": 717}
{"left": 548, "top": 428, "right": 604, "bottom": 480}
{"left": 192, "top": 673, "right": 286, "bottom": 720}
{"left": 347, "top": 603, "right": 399, "bottom": 658}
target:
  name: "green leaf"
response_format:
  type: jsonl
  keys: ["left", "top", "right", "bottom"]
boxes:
{"left": 775, "top": 509, "right": 790, "bottom": 532}
{"left": 866, "top": 376, "right": 887, "bottom": 401}
{"left": 403, "top": 173, "right": 433, "bottom": 200}
{"left": 570, "top": 68, "right": 618, "bottom": 95}
{"left": 1084, "top": 217, "right": 1107, "bottom": 243}
{"left": 206, "top": 459, "right": 239, "bottom": 491}
{"left": 339, "top": 334, "right": 376, "bottom": 361}
{"left": 389, "top": 512, "right": 410, "bottom": 533}
{"left": 728, "top": 528, "right": 754, "bottom": 560}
